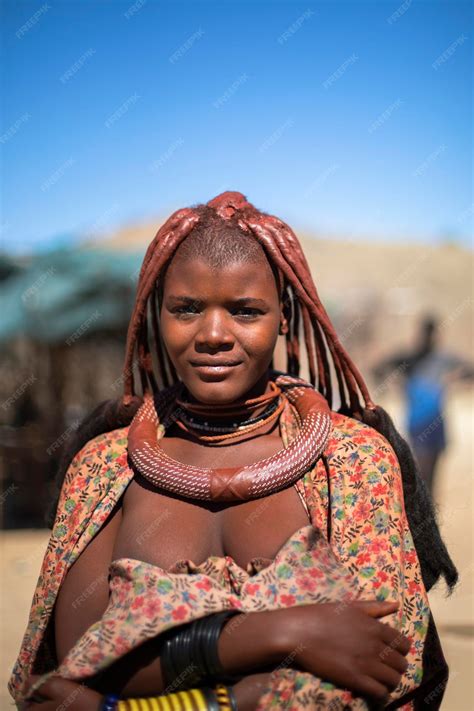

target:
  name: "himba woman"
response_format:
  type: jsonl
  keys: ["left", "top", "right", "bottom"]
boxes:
{"left": 9, "top": 192, "right": 458, "bottom": 711}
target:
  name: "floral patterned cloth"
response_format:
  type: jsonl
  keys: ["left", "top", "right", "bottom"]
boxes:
{"left": 8, "top": 397, "right": 437, "bottom": 709}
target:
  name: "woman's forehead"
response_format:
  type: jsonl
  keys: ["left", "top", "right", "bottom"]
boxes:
{"left": 162, "top": 255, "right": 278, "bottom": 294}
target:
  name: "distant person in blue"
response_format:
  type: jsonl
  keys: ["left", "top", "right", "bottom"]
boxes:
{"left": 373, "top": 315, "right": 474, "bottom": 496}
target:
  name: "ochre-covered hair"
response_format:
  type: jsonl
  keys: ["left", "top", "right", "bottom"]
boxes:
{"left": 120, "top": 191, "right": 374, "bottom": 418}
{"left": 47, "top": 191, "right": 458, "bottom": 596}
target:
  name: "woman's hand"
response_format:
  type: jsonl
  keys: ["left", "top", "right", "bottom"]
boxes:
{"left": 231, "top": 672, "right": 273, "bottom": 711}
{"left": 22, "top": 675, "right": 103, "bottom": 711}
{"left": 276, "top": 599, "right": 411, "bottom": 704}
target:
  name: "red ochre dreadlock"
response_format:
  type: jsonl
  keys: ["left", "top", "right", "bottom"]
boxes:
{"left": 48, "top": 191, "right": 458, "bottom": 598}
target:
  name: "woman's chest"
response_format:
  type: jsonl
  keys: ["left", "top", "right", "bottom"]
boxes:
{"left": 113, "top": 429, "right": 313, "bottom": 570}
{"left": 112, "top": 476, "right": 311, "bottom": 572}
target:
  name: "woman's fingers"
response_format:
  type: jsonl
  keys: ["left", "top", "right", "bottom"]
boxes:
{"left": 352, "top": 600, "right": 399, "bottom": 618}
{"left": 25, "top": 675, "right": 65, "bottom": 699}
{"left": 380, "top": 623, "right": 412, "bottom": 656}
{"left": 22, "top": 687, "right": 49, "bottom": 707}
{"left": 378, "top": 643, "right": 409, "bottom": 675}
{"left": 23, "top": 674, "right": 45, "bottom": 700}
{"left": 369, "top": 660, "right": 403, "bottom": 692}
{"left": 355, "top": 674, "right": 390, "bottom": 703}
{"left": 23, "top": 675, "right": 90, "bottom": 709}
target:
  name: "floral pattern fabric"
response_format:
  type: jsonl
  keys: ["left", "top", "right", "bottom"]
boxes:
{"left": 8, "top": 398, "right": 432, "bottom": 710}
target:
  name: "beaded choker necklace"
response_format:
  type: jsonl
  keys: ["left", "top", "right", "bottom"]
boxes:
{"left": 127, "top": 372, "right": 332, "bottom": 502}
{"left": 169, "top": 380, "right": 285, "bottom": 443}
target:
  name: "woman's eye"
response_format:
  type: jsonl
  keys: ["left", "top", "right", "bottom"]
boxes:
{"left": 172, "top": 306, "right": 262, "bottom": 319}
{"left": 174, "top": 305, "right": 200, "bottom": 316}
{"left": 233, "top": 308, "right": 261, "bottom": 318}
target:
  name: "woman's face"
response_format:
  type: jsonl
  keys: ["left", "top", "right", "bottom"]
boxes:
{"left": 159, "top": 255, "right": 282, "bottom": 404}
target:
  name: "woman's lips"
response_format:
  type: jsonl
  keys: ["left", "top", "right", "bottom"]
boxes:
{"left": 190, "top": 362, "right": 242, "bottom": 379}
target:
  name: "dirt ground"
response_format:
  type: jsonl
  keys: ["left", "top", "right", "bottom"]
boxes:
{"left": 1, "top": 392, "right": 472, "bottom": 710}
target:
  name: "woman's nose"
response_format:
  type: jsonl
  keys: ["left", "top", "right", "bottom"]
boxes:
{"left": 195, "top": 310, "right": 234, "bottom": 349}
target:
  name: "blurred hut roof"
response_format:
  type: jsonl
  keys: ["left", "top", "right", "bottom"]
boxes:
{"left": 0, "top": 246, "right": 143, "bottom": 343}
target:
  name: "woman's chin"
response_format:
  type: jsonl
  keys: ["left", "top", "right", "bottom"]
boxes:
{"left": 177, "top": 363, "right": 274, "bottom": 405}
{"left": 181, "top": 372, "right": 252, "bottom": 405}
{"left": 184, "top": 384, "right": 241, "bottom": 405}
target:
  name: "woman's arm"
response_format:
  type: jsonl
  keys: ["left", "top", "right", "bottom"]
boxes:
{"left": 54, "top": 501, "right": 407, "bottom": 704}
{"left": 85, "top": 599, "right": 407, "bottom": 702}
{"left": 54, "top": 502, "right": 123, "bottom": 662}
{"left": 89, "top": 607, "right": 287, "bottom": 697}
{"left": 54, "top": 503, "right": 285, "bottom": 697}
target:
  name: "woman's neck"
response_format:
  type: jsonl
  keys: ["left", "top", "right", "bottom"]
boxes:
{"left": 167, "top": 369, "right": 284, "bottom": 445}
{"left": 181, "top": 369, "right": 275, "bottom": 421}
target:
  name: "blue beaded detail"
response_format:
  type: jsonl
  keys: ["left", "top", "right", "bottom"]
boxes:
{"left": 100, "top": 693, "right": 121, "bottom": 711}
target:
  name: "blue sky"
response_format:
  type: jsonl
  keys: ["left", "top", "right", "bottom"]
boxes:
{"left": 1, "top": 0, "right": 472, "bottom": 254}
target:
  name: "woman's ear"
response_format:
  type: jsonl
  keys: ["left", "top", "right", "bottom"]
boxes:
{"left": 279, "top": 295, "right": 289, "bottom": 335}
{"left": 279, "top": 316, "right": 289, "bottom": 335}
